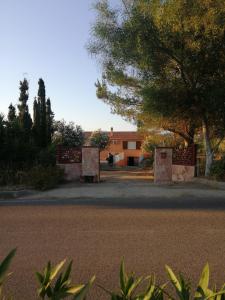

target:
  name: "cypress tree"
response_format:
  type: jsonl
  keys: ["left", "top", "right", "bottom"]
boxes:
{"left": 37, "top": 78, "right": 47, "bottom": 147}
{"left": 33, "top": 97, "right": 41, "bottom": 145}
{"left": 46, "top": 98, "right": 54, "bottom": 145}
{"left": 8, "top": 104, "right": 16, "bottom": 124}
{"left": 17, "top": 79, "right": 32, "bottom": 137}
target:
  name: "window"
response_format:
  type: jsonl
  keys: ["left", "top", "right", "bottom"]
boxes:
{"left": 112, "top": 140, "right": 121, "bottom": 145}
{"left": 123, "top": 141, "right": 142, "bottom": 150}
{"left": 127, "top": 141, "right": 136, "bottom": 150}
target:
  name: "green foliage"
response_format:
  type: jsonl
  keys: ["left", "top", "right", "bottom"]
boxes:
{"left": 53, "top": 121, "right": 85, "bottom": 147}
{"left": 27, "top": 165, "right": 64, "bottom": 190}
{"left": 142, "top": 134, "right": 181, "bottom": 154}
{"left": 0, "top": 250, "right": 225, "bottom": 300}
{"left": 33, "top": 79, "right": 54, "bottom": 148}
{"left": 0, "top": 248, "right": 16, "bottom": 299}
{"left": 165, "top": 263, "right": 225, "bottom": 300}
{"left": 210, "top": 156, "right": 225, "bottom": 181}
{"left": 46, "top": 98, "right": 54, "bottom": 145}
{"left": 99, "top": 260, "right": 163, "bottom": 300}
{"left": 0, "top": 164, "right": 63, "bottom": 190}
{"left": 90, "top": 129, "right": 110, "bottom": 150}
{"left": 7, "top": 104, "right": 16, "bottom": 124}
{"left": 38, "top": 78, "right": 47, "bottom": 147}
{"left": 36, "top": 144, "right": 57, "bottom": 167}
{"left": 17, "top": 79, "right": 32, "bottom": 134}
{"left": 139, "top": 157, "right": 154, "bottom": 169}
{"left": 89, "top": 0, "right": 225, "bottom": 175}
{"left": 0, "top": 168, "right": 27, "bottom": 186}
{"left": 36, "top": 259, "right": 95, "bottom": 300}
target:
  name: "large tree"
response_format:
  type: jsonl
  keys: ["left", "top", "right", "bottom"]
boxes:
{"left": 46, "top": 98, "right": 54, "bottom": 145}
{"left": 17, "top": 79, "right": 32, "bottom": 135}
{"left": 89, "top": 0, "right": 225, "bottom": 175}
{"left": 90, "top": 129, "right": 110, "bottom": 150}
{"left": 7, "top": 104, "right": 17, "bottom": 124}
{"left": 37, "top": 78, "right": 47, "bottom": 147}
{"left": 53, "top": 120, "right": 85, "bottom": 147}
{"left": 33, "top": 79, "right": 53, "bottom": 147}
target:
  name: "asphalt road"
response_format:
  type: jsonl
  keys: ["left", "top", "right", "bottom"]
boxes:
{"left": 0, "top": 200, "right": 225, "bottom": 300}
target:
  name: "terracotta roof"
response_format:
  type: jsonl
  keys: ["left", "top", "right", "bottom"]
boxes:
{"left": 84, "top": 131, "right": 145, "bottom": 141}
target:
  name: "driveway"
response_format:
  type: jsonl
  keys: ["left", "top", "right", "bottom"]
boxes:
{"left": 2, "top": 169, "right": 224, "bottom": 204}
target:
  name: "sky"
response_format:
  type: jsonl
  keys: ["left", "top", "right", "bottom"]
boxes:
{"left": 0, "top": 0, "right": 136, "bottom": 131}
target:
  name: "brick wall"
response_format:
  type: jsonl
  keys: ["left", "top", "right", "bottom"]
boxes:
{"left": 56, "top": 146, "right": 82, "bottom": 164}
{"left": 172, "top": 145, "right": 196, "bottom": 166}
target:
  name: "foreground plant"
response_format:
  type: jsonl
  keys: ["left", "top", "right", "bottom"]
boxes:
{"left": 0, "top": 248, "right": 225, "bottom": 300}
{"left": 36, "top": 259, "right": 95, "bottom": 300}
{"left": 0, "top": 248, "right": 16, "bottom": 300}
{"left": 98, "top": 260, "right": 164, "bottom": 300}
{"left": 165, "top": 263, "right": 225, "bottom": 300}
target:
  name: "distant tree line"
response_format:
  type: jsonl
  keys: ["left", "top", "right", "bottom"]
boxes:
{"left": 0, "top": 79, "right": 110, "bottom": 171}
{"left": 0, "top": 78, "right": 54, "bottom": 167}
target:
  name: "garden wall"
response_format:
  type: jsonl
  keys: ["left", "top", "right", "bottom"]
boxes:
{"left": 82, "top": 147, "right": 100, "bottom": 182}
{"left": 172, "top": 145, "right": 196, "bottom": 182}
{"left": 154, "top": 145, "right": 196, "bottom": 183}
{"left": 56, "top": 146, "right": 100, "bottom": 182}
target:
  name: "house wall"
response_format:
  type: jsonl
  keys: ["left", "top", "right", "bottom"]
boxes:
{"left": 101, "top": 149, "right": 144, "bottom": 166}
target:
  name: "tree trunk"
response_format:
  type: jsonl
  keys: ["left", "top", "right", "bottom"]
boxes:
{"left": 202, "top": 120, "right": 213, "bottom": 176}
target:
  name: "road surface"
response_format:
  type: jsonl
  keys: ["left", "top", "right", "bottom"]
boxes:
{"left": 0, "top": 198, "right": 225, "bottom": 299}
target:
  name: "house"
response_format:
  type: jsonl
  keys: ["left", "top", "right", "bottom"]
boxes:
{"left": 85, "top": 128, "right": 149, "bottom": 167}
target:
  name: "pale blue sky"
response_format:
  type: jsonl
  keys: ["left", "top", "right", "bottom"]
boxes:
{"left": 0, "top": 0, "right": 136, "bottom": 131}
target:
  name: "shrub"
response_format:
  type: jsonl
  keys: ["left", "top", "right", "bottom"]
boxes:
{"left": 36, "top": 144, "right": 56, "bottom": 167}
{"left": 36, "top": 259, "right": 95, "bottom": 299}
{"left": 0, "top": 165, "right": 64, "bottom": 190}
{"left": 210, "top": 156, "right": 225, "bottom": 180}
{"left": 0, "top": 168, "right": 28, "bottom": 186}
{"left": 27, "top": 165, "right": 64, "bottom": 190}
{"left": 140, "top": 157, "right": 154, "bottom": 169}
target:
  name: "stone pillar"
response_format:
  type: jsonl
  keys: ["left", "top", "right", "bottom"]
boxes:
{"left": 154, "top": 147, "right": 173, "bottom": 184}
{"left": 82, "top": 147, "right": 100, "bottom": 182}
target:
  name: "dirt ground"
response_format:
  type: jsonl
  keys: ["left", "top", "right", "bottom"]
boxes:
{"left": 1, "top": 205, "right": 225, "bottom": 300}
{"left": 0, "top": 169, "right": 225, "bottom": 299}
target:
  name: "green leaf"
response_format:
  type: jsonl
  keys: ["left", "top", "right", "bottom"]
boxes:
{"left": 35, "top": 272, "right": 44, "bottom": 284}
{"left": 73, "top": 275, "right": 95, "bottom": 300}
{"left": 62, "top": 260, "right": 73, "bottom": 283}
{"left": 127, "top": 276, "right": 143, "bottom": 297}
{"left": 143, "top": 284, "right": 155, "bottom": 300}
{"left": 0, "top": 248, "right": 16, "bottom": 285}
{"left": 50, "top": 259, "right": 66, "bottom": 281}
{"left": 67, "top": 284, "right": 85, "bottom": 295}
{"left": 54, "top": 273, "right": 63, "bottom": 291}
{"left": 120, "top": 260, "right": 127, "bottom": 293}
{"left": 205, "top": 291, "right": 225, "bottom": 300}
{"left": 195, "top": 263, "right": 210, "bottom": 299}
{"left": 166, "top": 265, "right": 182, "bottom": 292}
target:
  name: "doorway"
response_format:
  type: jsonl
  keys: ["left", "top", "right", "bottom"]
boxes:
{"left": 127, "top": 157, "right": 139, "bottom": 166}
